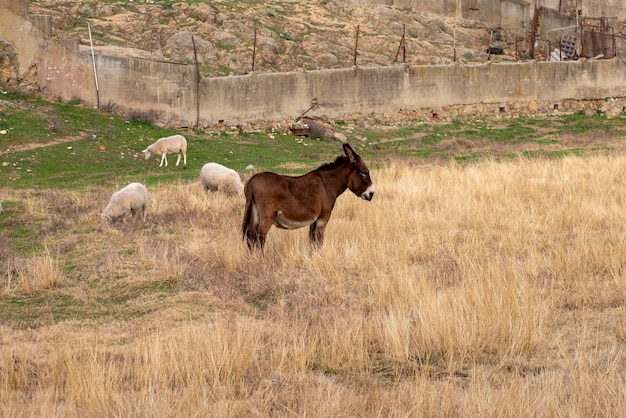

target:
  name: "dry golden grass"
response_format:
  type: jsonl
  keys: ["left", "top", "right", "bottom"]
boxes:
{"left": 8, "top": 245, "right": 64, "bottom": 293}
{"left": 1, "top": 154, "right": 626, "bottom": 416}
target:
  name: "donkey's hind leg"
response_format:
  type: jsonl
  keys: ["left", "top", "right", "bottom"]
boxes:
{"left": 246, "top": 228, "right": 268, "bottom": 249}
{"left": 250, "top": 216, "right": 274, "bottom": 249}
{"left": 245, "top": 225, "right": 262, "bottom": 249}
{"left": 245, "top": 201, "right": 270, "bottom": 250}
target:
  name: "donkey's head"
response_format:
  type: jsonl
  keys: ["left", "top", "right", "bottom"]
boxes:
{"left": 343, "top": 143, "right": 375, "bottom": 201}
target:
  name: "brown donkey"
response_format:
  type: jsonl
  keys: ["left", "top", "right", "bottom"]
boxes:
{"left": 242, "top": 142, "right": 375, "bottom": 249}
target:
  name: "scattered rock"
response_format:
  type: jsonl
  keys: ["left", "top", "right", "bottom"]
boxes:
{"left": 302, "top": 117, "right": 335, "bottom": 139}
{"left": 186, "top": 4, "right": 215, "bottom": 23}
{"left": 164, "top": 31, "right": 217, "bottom": 63}
{"left": 315, "top": 53, "right": 338, "bottom": 67}
{"left": 98, "top": 5, "right": 115, "bottom": 17}
{"left": 210, "top": 30, "right": 240, "bottom": 47}
{"left": 334, "top": 132, "right": 347, "bottom": 142}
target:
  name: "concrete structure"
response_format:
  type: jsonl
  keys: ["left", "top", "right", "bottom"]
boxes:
{"left": 353, "top": 0, "right": 626, "bottom": 34}
{"left": 2, "top": 0, "right": 626, "bottom": 128}
{"left": 201, "top": 59, "right": 626, "bottom": 126}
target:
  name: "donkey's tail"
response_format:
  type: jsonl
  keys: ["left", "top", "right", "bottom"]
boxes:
{"left": 241, "top": 185, "right": 255, "bottom": 241}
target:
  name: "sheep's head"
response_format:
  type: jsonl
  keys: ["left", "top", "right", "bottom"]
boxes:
{"left": 142, "top": 149, "right": 151, "bottom": 160}
{"left": 100, "top": 212, "right": 112, "bottom": 223}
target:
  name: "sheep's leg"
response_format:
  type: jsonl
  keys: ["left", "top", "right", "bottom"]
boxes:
{"left": 175, "top": 153, "right": 181, "bottom": 166}
{"left": 141, "top": 204, "right": 146, "bottom": 222}
{"left": 183, "top": 152, "right": 187, "bottom": 166}
{"left": 160, "top": 154, "right": 167, "bottom": 167}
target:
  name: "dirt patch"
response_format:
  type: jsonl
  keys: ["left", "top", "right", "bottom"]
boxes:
{"left": 2, "top": 134, "right": 84, "bottom": 154}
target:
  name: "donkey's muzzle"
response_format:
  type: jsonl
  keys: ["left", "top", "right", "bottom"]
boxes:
{"left": 361, "top": 191, "right": 374, "bottom": 201}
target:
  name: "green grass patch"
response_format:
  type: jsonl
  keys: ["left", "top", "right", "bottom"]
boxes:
{"left": 2, "top": 91, "right": 626, "bottom": 190}
{"left": 0, "top": 281, "right": 175, "bottom": 329}
{"left": 201, "top": 63, "right": 239, "bottom": 76}
{"left": 0, "top": 93, "right": 346, "bottom": 189}
{"left": 0, "top": 292, "right": 89, "bottom": 329}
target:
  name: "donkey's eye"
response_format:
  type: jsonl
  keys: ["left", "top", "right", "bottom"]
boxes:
{"left": 360, "top": 172, "right": 368, "bottom": 178}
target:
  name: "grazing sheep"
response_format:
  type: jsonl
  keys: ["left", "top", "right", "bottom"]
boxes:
{"left": 142, "top": 134, "right": 187, "bottom": 167}
{"left": 101, "top": 182, "right": 148, "bottom": 223}
{"left": 200, "top": 163, "right": 244, "bottom": 196}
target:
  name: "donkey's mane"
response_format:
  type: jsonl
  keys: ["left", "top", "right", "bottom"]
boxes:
{"left": 317, "top": 155, "right": 350, "bottom": 171}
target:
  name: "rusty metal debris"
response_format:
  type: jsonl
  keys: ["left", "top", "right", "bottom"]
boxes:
{"left": 290, "top": 100, "right": 318, "bottom": 137}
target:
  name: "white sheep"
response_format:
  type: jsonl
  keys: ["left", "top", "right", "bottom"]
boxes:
{"left": 101, "top": 182, "right": 148, "bottom": 223}
{"left": 142, "top": 134, "right": 187, "bottom": 167}
{"left": 199, "top": 163, "right": 244, "bottom": 196}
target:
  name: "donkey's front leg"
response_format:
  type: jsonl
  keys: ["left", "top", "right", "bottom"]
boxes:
{"left": 309, "top": 219, "right": 327, "bottom": 247}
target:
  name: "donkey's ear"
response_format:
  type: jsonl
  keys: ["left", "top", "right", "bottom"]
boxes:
{"left": 343, "top": 142, "right": 358, "bottom": 163}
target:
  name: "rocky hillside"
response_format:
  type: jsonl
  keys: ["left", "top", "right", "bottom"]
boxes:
{"left": 28, "top": 0, "right": 516, "bottom": 76}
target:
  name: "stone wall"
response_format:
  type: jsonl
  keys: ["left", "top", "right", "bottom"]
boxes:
{"left": 343, "top": 97, "right": 626, "bottom": 129}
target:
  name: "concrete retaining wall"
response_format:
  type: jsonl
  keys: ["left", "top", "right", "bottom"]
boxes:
{"left": 93, "top": 54, "right": 197, "bottom": 126}
{"left": 85, "top": 55, "right": 626, "bottom": 128}
{"left": 200, "top": 59, "right": 626, "bottom": 127}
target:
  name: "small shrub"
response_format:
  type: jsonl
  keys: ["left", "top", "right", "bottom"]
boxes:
{"left": 79, "top": 7, "right": 95, "bottom": 18}
{"left": 46, "top": 114, "right": 62, "bottom": 132}
{"left": 128, "top": 109, "right": 158, "bottom": 124}
{"left": 100, "top": 100, "right": 117, "bottom": 113}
